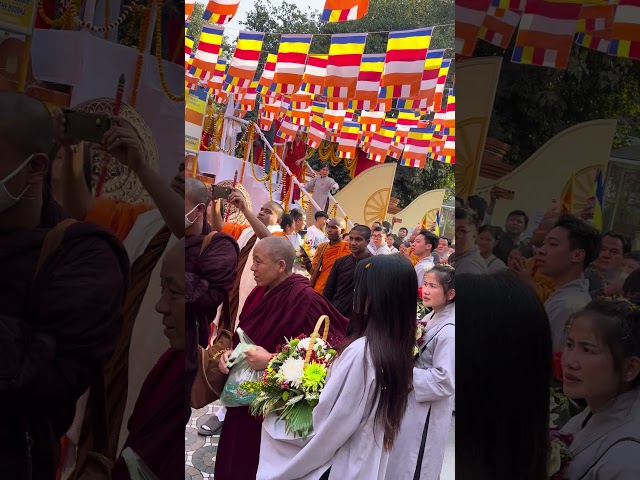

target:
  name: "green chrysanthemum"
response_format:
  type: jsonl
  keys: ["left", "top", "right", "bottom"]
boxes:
{"left": 301, "top": 362, "right": 327, "bottom": 393}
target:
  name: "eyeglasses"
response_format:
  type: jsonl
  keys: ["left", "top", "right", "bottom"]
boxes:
{"left": 372, "top": 235, "right": 383, "bottom": 239}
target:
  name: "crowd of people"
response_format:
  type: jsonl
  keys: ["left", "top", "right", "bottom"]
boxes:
{"left": 454, "top": 189, "right": 640, "bottom": 479}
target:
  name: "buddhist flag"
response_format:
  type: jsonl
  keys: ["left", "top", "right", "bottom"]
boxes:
{"left": 593, "top": 169, "right": 604, "bottom": 231}
{"left": 238, "top": 81, "right": 259, "bottom": 112}
{"left": 512, "top": 0, "right": 582, "bottom": 69}
{"left": 479, "top": 4, "right": 523, "bottom": 50}
{"left": 291, "top": 93, "right": 312, "bottom": 127}
{"left": 337, "top": 120, "right": 361, "bottom": 159}
{"left": 185, "top": 35, "right": 195, "bottom": 70}
{"left": 323, "top": 108, "right": 347, "bottom": 131}
{"left": 609, "top": 0, "right": 640, "bottom": 60}
{"left": 224, "top": 31, "right": 265, "bottom": 93}
{"left": 455, "top": 0, "right": 491, "bottom": 55}
{"left": 396, "top": 49, "right": 444, "bottom": 112}
{"left": 359, "top": 110, "right": 385, "bottom": 133}
{"left": 306, "top": 101, "right": 327, "bottom": 149}
{"left": 273, "top": 34, "right": 313, "bottom": 95}
{"left": 277, "top": 114, "right": 299, "bottom": 143}
{"left": 402, "top": 126, "right": 435, "bottom": 168}
{"left": 321, "top": 0, "right": 369, "bottom": 22}
{"left": 435, "top": 210, "right": 441, "bottom": 236}
{"left": 190, "top": 25, "right": 224, "bottom": 77}
{"left": 203, "top": 0, "right": 241, "bottom": 25}
{"left": 380, "top": 28, "right": 432, "bottom": 99}
{"left": 325, "top": 33, "right": 368, "bottom": 98}
{"left": 185, "top": 0, "right": 195, "bottom": 21}
{"left": 257, "top": 53, "right": 278, "bottom": 95}
{"left": 368, "top": 125, "right": 396, "bottom": 162}
{"left": 301, "top": 54, "right": 329, "bottom": 95}
{"left": 206, "top": 59, "right": 228, "bottom": 95}
{"left": 432, "top": 58, "right": 452, "bottom": 113}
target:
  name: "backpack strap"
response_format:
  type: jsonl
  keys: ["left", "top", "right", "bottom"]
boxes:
{"left": 199, "top": 231, "right": 218, "bottom": 258}
{"left": 35, "top": 218, "right": 78, "bottom": 276}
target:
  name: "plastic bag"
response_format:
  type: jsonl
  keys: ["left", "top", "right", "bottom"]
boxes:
{"left": 219, "top": 328, "right": 264, "bottom": 407}
{"left": 121, "top": 447, "right": 159, "bottom": 480}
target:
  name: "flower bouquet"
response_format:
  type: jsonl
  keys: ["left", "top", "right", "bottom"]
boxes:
{"left": 548, "top": 429, "right": 573, "bottom": 479}
{"left": 301, "top": 234, "right": 317, "bottom": 259}
{"left": 241, "top": 315, "right": 336, "bottom": 439}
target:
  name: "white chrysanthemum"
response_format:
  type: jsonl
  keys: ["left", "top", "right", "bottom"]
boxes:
{"left": 297, "top": 337, "right": 326, "bottom": 352}
{"left": 280, "top": 357, "right": 305, "bottom": 387}
{"left": 548, "top": 440, "right": 562, "bottom": 476}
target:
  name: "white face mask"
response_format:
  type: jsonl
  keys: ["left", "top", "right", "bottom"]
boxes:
{"left": 184, "top": 203, "right": 204, "bottom": 228}
{"left": 0, "top": 155, "right": 34, "bottom": 214}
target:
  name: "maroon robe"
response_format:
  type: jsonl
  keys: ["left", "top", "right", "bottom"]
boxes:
{"left": 185, "top": 222, "right": 239, "bottom": 424}
{"left": 214, "top": 274, "right": 348, "bottom": 480}
{"left": 111, "top": 348, "right": 184, "bottom": 480}
{"left": 0, "top": 189, "right": 129, "bottom": 480}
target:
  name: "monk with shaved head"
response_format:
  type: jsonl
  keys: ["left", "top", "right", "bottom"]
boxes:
{"left": 215, "top": 235, "right": 349, "bottom": 480}
{"left": 304, "top": 216, "right": 351, "bottom": 294}
{"left": 0, "top": 93, "right": 129, "bottom": 479}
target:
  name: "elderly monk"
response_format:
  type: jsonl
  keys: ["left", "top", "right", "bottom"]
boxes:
{"left": 303, "top": 218, "right": 350, "bottom": 294}
{"left": 210, "top": 189, "right": 287, "bottom": 326}
{"left": 184, "top": 177, "right": 238, "bottom": 424}
{"left": 112, "top": 239, "right": 186, "bottom": 480}
{"left": 0, "top": 92, "right": 129, "bottom": 480}
{"left": 56, "top": 115, "right": 186, "bottom": 471}
{"left": 214, "top": 236, "right": 349, "bottom": 480}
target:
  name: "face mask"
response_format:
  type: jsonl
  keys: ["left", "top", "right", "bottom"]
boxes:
{"left": 184, "top": 203, "right": 204, "bottom": 228}
{"left": 0, "top": 155, "right": 34, "bottom": 214}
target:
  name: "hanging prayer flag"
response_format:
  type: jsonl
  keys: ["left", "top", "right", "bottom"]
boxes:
{"left": 396, "top": 49, "right": 444, "bottom": 113}
{"left": 185, "top": 35, "right": 195, "bottom": 70}
{"left": 323, "top": 108, "right": 347, "bottom": 131}
{"left": 190, "top": 25, "right": 224, "bottom": 76}
{"left": 238, "top": 81, "right": 259, "bottom": 112}
{"left": 306, "top": 101, "right": 327, "bottom": 149}
{"left": 380, "top": 28, "right": 433, "bottom": 99}
{"left": 455, "top": 0, "right": 491, "bottom": 56}
{"left": 257, "top": 53, "right": 278, "bottom": 95}
{"left": 479, "top": 4, "right": 523, "bottom": 50}
{"left": 301, "top": 54, "right": 329, "bottom": 95}
{"left": 367, "top": 124, "right": 396, "bottom": 162}
{"left": 185, "top": 0, "right": 195, "bottom": 21}
{"left": 203, "top": 0, "right": 241, "bottom": 25}
{"left": 402, "top": 126, "right": 435, "bottom": 168}
{"left": 432, "top": 58, "right": 452, "bottom": 113}
{"left": 277, "top": 116, "right": 299, "bottom": 143}
{"left": 337, "top": 120, "right": 361, "bottom": 159}
{"left": 609, "top": 0, "right": 640, "bottom": 60}
{"left": 352, "top": 53, "right": 385, "bottom": 107}
{"left": 325, "top": 33, "right": 368, "bottom": 98}
{"left": 273, "top": 34, "right": 313, "bottom": 95}
{"left": 224, "top": 31, "right": 265, "bottom": 93}
{"left": 321, "top": 0, "right": 369, "bottom": 22}
{"left": 511, "top": 0, "right": 582, "bottom": 69}
{"left": 206, "top": 59, "right": 228, "bottom": 95}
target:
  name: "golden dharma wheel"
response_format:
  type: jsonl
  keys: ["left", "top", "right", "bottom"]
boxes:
{"left": 421, "top": 208, "right": 439, "bottom": 229}
{"left": 73, "top": 98, "right": 158, "bottom": 204}
{"left": 364, "top": 188, "right": 392, "bottom": 225}
{"left": 216, "top": 180, "right": 252, "bottom": 225}
{"left": 560, "top": 165, "right": 604, "bottom": 215}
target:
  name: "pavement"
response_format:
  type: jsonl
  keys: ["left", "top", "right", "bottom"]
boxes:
{"left": 186, "top": 403, "right": 455, "bottom": 479}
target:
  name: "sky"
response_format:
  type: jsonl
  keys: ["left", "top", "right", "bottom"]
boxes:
{"left": 198, "top": 0, "right": 326, "bottom": 40}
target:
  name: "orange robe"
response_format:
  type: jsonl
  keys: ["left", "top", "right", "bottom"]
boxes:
{"left": 85, "top": 198, "right": 155, "bottom": 241}
{"left": 311, "top": 241, "right": 351, "bottom": 294}
{"left": 526, "top": 257, "right": 555, "bottom": 303}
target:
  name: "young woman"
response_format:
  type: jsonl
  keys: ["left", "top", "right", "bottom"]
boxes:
{"left": 560, "top": 299, "right": 640, "bottom": 479}
{"left": 476, "top": 225, "right": 507, "bottom": 273}
{"left": 303, "top": 163, "right": 339, "bottom": 214}
{"left": 257, "top": 255, "right": 417, "bottom": 479}
{"left": 387, "top": 265, "right": 455, "bottom": 480}
{"left": 456, "top": 272, "right": 552, "bottom": 480}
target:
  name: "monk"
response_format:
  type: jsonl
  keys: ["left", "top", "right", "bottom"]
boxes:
{"left": 184, "top": 177, "right": 238, "bottom": 424}
{"left": 56, "top": 112, "right": 186, "bottom": 472}
{"left": 214, "top": 236, "right": 349, "bottom": 480}
{"left": 0, "top": 92, "right": 129, "bottom": 479}
{"left": 303, "top": 218, "right": 350, "bottom": 294}
{"left": 112, "top": 240, "right": 186, "bottom": 480}
{"left": 282, "top": 130, "right": 306, "bottom": 202}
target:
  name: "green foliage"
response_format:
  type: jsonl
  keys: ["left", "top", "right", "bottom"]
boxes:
{"left": 474, "top": 40, "right": 640, "bottom": 167}
{"left": 187, "top": 2, "right": 234, "bottom": 58}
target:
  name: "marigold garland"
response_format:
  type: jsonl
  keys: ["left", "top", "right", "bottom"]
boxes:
{"left": 154, "top": 0, "right": 184, "bottom": 102}
{"left": 129, "top": 0, "right": 151, "bottom": 107}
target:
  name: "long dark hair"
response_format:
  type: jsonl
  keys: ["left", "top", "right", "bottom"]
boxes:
{"left": 343, "top": 254, "right": 417, "bottom": 449}
{"left": 456, "top": 272, "right": 552, "bottom": 480}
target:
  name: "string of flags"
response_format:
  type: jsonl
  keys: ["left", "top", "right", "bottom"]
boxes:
{"left": 456, "top": 0, "right": 640, "bottom": 69}
{"left": 185, "top": 21, "right": 455, "bottom": 168}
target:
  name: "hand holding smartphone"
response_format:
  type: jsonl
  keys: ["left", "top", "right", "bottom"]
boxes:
{"left": 63, "top": 110, "right": 112, "bottom": 144}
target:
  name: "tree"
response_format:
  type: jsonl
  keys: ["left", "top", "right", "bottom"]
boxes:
{"left": 473, "top": 39, "right": 640, "bottom": 167}
{"left": 187, "top": 2, "right": 233, "bottom": 58}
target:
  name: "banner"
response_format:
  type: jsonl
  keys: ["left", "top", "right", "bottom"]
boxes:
{"left": 0, "top": 0, "right": 37, "bottom": 35}
{"left": 185, "top": 87, "right": 208, "bottom": 153}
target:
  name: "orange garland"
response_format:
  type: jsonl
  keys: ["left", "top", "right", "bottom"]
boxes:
{"left": 130, "top": 0, "right": 153, "bottom": 107}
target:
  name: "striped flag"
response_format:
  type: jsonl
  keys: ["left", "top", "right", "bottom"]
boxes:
{"left": 511, "top": 0, "right": 582, "bottom": 69}
{"left": 479, "top": 4, "right": 523, "bottom": 50}
{"left": 351, "top": 53, "right": 385, "bottom": 109}
{"left": 190, "top": 26, "right": 225, "bottom": 77}
{"left": 323, "top": 108, "right": 347, "bottom": 131}
{"left": 325, "top": 33, "right": 368, "bottom": 98}
{"left": 277, "top": 115, "right": 300, "bottom": 143}
{"left": 185, "top": 35, "right": 195, "bottom": 70}
{"left": 291, "top": 93, "right": 312, "bottom": 126}
{"left": 359, "top": 110, "right": 385, "bottom": 133}
{"left": 593, "top": 169, "right": 604, "bottom": 231}
{"left": 435, "top": 210, "right": 441, "bottom": 236}
{"left": 432, "top": 58, "right": 452, "bottom": 113}
{"left": 388, "top": 138, "right": 404, "bottom": 160}
{"left": 273, "top": 34, "right": 313, "bottom": 95}
{"left": 574, "top": 3, "right": 616, "bottom": 53}
{"left": 203, "top": 0, "right": 241, "bottom": 25}
{"left": 396, "top": 49, "right": 444, "bottom": 113}
{"left": 367, "top": 125, "right": 396, "bottom": 162}
{"left": 380, "top": 28, "right": 432, "bottom": 99}
{"left": 223, "top": 31, "right": 265, "bottom": 93}
{"left": 455, "top": 0, "right": 491, "bottom": 56}
{"left": 609, "top": 0, "right": 640, "bottom": 60}
{"left": 301, "top": 54, "right": 329, "bottom": 95}
{"left": 206, "top": 59, "right": 228, "bottom": 95}
{"left": 337, "top": 120, "right": 361, "bottom": 159}
{"left": 257, "top": 53, "right": 278, "bottom": 95}
{"left": 402, "top": 126, "right": 435, "bottom": 168}
{"left": 238, "top": 81, "right": 259, "bottom": 112}
{"left": 562, "top": 174, "right": 575, "bottom": 214}
{"left": 321, "top": 0, "right": 369, "bottom": 22}
{"left": 185, "top": 0, "right": 195, "bottom": 21}
{"left": 306, "top": 101, "right": 327, "bottom": 149}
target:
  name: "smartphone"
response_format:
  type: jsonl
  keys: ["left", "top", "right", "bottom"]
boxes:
{"left": 211, "top": 185, "right": 232, "bottom": 200}
{"left": 500, "top": 189, "right": 515, "bottom": 200}
{"left": 64, "top": 110, "right": 112, "bottom": 144}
